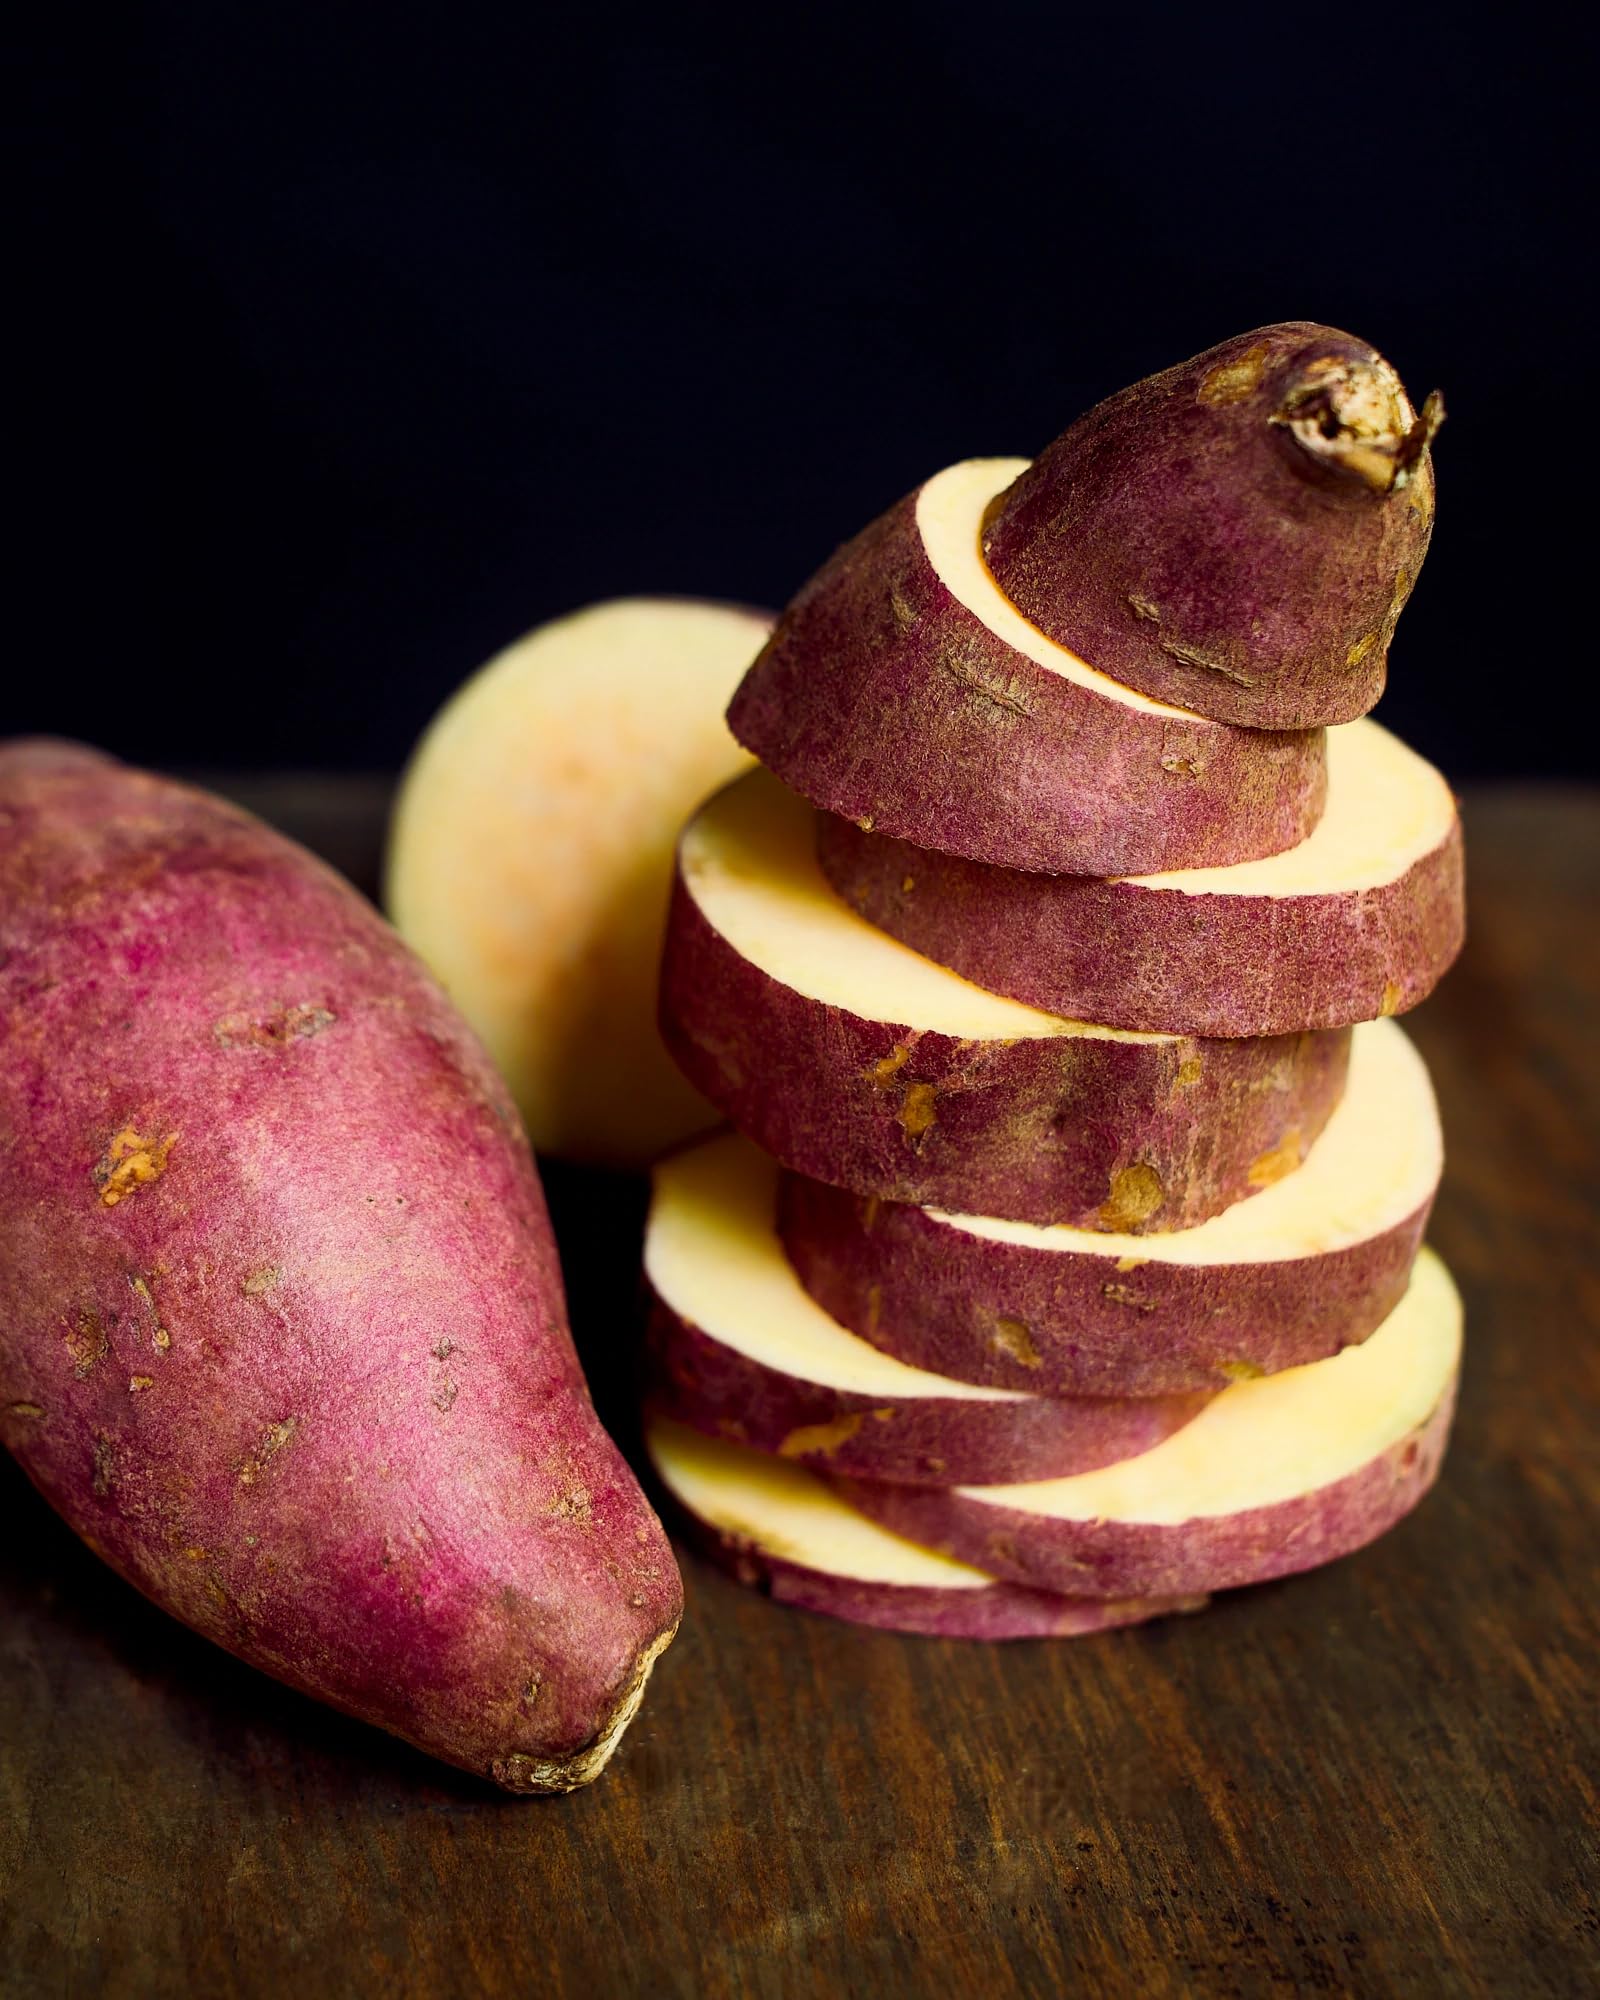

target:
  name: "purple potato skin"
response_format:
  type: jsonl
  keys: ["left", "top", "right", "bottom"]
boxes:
{"left": 816, "top": 810, "right": 1465, "bottom": 1038}
{"left": 659, "top": 1487, "right": 1206, "bottom": 1640}
{"left": 644, "top": 1296, "right": 1212, "bottom": 1486}
{"left": 726, "top": 484, "right": 1327, "bottom": 874}
{"left": 658, "top": 865, "right": 1351, "bottom": 1232}
{"left": 833, "top": 1382, "right": 1457, "bottom": 1601}
{"left": 981, "top": 323, "right": 1440, "bottom": 730}
{"left": 777, "top": 1172, "right": 1434, "bottom": 1397}
{"left": 0, "top": 742, "right": 681, "bottom": 1794}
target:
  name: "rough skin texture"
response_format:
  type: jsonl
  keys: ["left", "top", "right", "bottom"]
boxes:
{"left": 835, "top": 1383, "right": 1457, "bottom": 1600}
{"left": 658, "top": 867, "right": 1352, "bottom": 1230}
{"left": 816, "top": 810, "right": 1465, "bottom": 1037}
{"left": 0, "top": 742, "right": 681, "bottom": 1794}
{"left": 981, "top": 323, "right": 1441, "bottom": 729}
{"left": 777, "top": 1175, "right": 1434, "bottom": 1398}
{"left": 644, "top": 1297, "right": 1212, "bottom": 1486}
{"left": 726, "top": 478, "right": 1327, "bottom": 874}
{"left": 655, "top": 1466, "right": 1204, "bottom": 1640}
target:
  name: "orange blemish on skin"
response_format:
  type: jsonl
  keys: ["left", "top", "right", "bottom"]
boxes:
{"left": 778, "top": 1414, "right": 865, "bottom": 1458}
{"left": 95, "top": 1127, "right": 177, "bottom": 1207}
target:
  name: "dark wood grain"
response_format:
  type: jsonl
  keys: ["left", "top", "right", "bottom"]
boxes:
{"left": 2, "top": 782, "right": 1596, "bottom": 2000}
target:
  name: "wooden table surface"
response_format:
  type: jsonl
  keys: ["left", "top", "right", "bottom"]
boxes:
{"left": 2, "top": 780, "right": 1597, "bottom": 2000}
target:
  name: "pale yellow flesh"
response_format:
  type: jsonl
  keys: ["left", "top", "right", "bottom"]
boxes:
{"left": 937, "top": 1018, "right": 1439, "bottom": 1265}
{"left": 680, "top": 770, "right": 1166, "bottom": 1045}
{"left": 1127, "top": 718, "right": 1456, "bottom": 896}
{"left": 386, "top": 598, "right": 769, "bottom": 1165}
{"left": 647, "top": 1414, "right": 995, "bottom": 1589}
{"left": 958, "top": 1248, "right": 1460, "bottom": 1525}
{"left": 648, "top": 1133, "right": 1022, "bottom": 1403}
{"left": 922, "top": 459, "right": 1195, "bottom": 720}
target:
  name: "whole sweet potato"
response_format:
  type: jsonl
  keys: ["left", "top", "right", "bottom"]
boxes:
{"left": 0, "top": 742, "right": 680, "bottom": 1792}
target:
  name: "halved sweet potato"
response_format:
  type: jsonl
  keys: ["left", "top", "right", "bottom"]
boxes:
{"left": 388, "top": 597, "right": 771, "bottom": 1166}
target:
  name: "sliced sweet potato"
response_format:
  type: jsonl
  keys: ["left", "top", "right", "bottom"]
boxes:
{"left": 646, "top": 1415, "right": 1203, "bottom": 1640}
{"left": 727, "top": 459, "right": 1326, "bottom": 873}
{"left": 780, "top": 1016, "right": 1440, "bottom": 1392}
{"left": 818, "top": 719, "right": 1463, "bottom": 1036}
{"left": 646, "top": 1133, "right": 1211, "bottom": 1485}
{"left": 658, "top": 770, "right": 1350, "bottom": 1229}
{"left": 836, "top": 1250, "right": 1461, "bottom": 1599}
{"left": 779, "top": 1018, "right": 1439, "bottom": 1396}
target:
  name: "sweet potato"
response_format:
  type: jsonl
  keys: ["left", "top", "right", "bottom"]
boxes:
{"left": 835, "top": 1249, "right": 1461, "bottom": 1599}
{"left": 0, "top": 742, "right": 680, "bottom": 1793}
{"left": 779, "top": 1018, "right": 1439, "bottom": 1396}
{"left": 646, "top": 1415, "right": 1204, "bottom": 1640}
{"left": 818, "top": 719, "right": 1464, "bottom": 1037}
{"left": 981, "top": 323, "right": 1442, "bottom": 729}
{"left": 726, "top": 459, "right": 1327, "bottom": 874}
{"left": 658, "top": 769, "right": 1351, "bottom": 1229}
{"left": 388, "top": 597, "right": 772, "bottom": 1167}
{"left": 645, "top": 1133, "right": 1210, "bottom": 1485}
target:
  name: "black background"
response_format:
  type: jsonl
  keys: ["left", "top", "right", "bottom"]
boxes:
{"left": 14, "top": 5, "right": 1596, "bottom": 781}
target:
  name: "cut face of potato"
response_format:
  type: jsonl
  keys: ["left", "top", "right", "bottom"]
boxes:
{"left": 652, "top": 1414, "right": 999, "bottom": 1592}
{"left": 387, "top": 596, "right": 771, "bottom": 1165}
{"left": 679, "top": 763, "right": 1111, "bottom": 1044}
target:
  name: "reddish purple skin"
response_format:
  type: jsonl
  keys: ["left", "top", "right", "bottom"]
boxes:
{"left": 658, "top": 869, "right": 1352, "bottom": 1230}
{"left": 644, "top": 1296, "right": 1211, "bottom": 1486}
{"left": 778, "top": 1172, "right": 1434, "bottom": 1397}
{"left": 0, "top": 743, "right": 681, "bottom": 1793}
{"left": 726, "top": 488, "right": 1327, "bottom": 875}
{"left": 817, "top": 811, "right": 1465, "bottom": 1038}
{"left": 834, "top": 1382, "right": 1457, "bottom": 1600}
{"left": 981, "top": 323, "right": 1438, "bottom": 730}
{"left": 661, "top": 1493, "right": 1205, "bottom": 1640}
